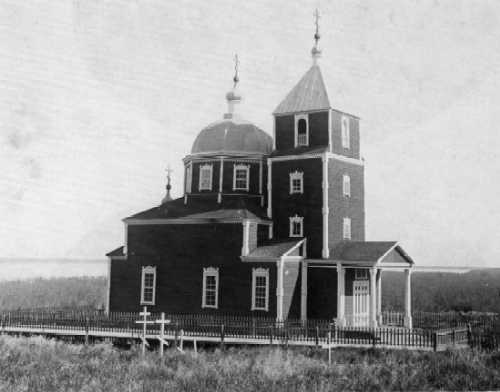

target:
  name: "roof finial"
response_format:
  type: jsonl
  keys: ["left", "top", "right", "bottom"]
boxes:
{"left": 311, "top": 8, "right": 322, "bottom": 64}
{"left": 224, "top": 53, "right": 242, "bottom": 119}
{"left": 161, "top": 165, "right": 173, "bottom": 204}
{"left": 233, "top": 53, "right": 239, "bottom": 88}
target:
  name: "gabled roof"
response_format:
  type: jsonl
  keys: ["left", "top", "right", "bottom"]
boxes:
{"left": 125, "top": 197, "right": 270, "bottom": 223}
{"left": 106, "top": 246, "right": 125, "bottom": 258}
{"left": 245, "top": 240, "right": 302, "bottom": 259}
{"left": 273, "top": 65, "right": 330, "bottom": 115}
{"left": 330, "top": 241, "right": 414, "bottom": 265}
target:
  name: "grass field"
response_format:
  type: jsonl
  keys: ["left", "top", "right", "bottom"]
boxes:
{"left": 0, "top": 336, "right": 499, "bottom": 391}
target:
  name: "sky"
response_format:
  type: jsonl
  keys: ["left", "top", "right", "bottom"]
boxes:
{"left": 1, "top": 0, "right": 500, "bottom": 269}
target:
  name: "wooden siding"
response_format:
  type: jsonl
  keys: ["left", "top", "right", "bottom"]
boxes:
{"left": 275, "top": 115, "right": 294, "bottom": 151}
{"left": 110, "top": 223, "right": 277, "bottom": 317}
{"left": 307, "top": 267, "right": 337, "bottom": 320}
{"left": 330, "top": 111, "right": 360, "bottom": 159}
{"left": 271, "top": 158, "right": 323, "bottom": 258}
{"left": 188, "top": 159, "right": 266, "bottom": 197}
{"left": 282, "top": 262, "right": 301, "bottom": 319}
{"left": 309, "top": 111, "right": 329, "bottom": 147}
{"left": 328, "top": 158, "right": 365, "bottom": 247}
{"left": 274, "top": 111, "right": 329, "bottom": 152}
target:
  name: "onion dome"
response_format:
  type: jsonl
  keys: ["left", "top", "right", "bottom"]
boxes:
{"left": 191, "top": 118, "right": 272, "bottom": 155}
{"left": 191, "top": 54, "right": 272, "bottom": 155}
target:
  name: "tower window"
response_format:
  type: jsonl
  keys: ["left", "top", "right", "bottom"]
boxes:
{"left": 343, "top": 174, "right": 351, "bottom": 197}
{"left": 140, "top": 266, "right": 156, "bottom": 305}
{"left": 251, "top": 268, "right": 269, "bottom": 311}
{"left": 341, "top": 115, "right": 350, "bottom": 149}
{"left": 295, "top": 114, "right": 309, "bottom": 147}
{"left": 199, "top": 164, "right": 213, "bottom": 191}
{"left": 233, "top": 164, "right": 250, "bottom": 191}
{"left": 343, "top": 217, "right": 351, "bottom": 240}
{"left": 202, "top": 267, "right": 219, "bottom": 308}
{"left": 289, "top": 171, "right": 304, "bottom": 194}
{"left": 289, "top": 215, "right": 304, "bottom": 237}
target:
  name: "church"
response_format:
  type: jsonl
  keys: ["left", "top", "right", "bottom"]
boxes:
{"left": 106, "top": 18, "right": 415, "bottom": 328}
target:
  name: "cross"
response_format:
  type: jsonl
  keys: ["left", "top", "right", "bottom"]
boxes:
{"left": 135, "top": 306, "right": 155, "bottom": 356}
{"left": 233, "top": 53, "right": 239, "bottom": 87}
{"left": 155, "top": 312, "right": 171, "bottom": 357}
{"left": 165, "top": 166, "right": 173, "bottom": 182}
{"left": 314, "top": 9, "right": 321, "bottom": 45}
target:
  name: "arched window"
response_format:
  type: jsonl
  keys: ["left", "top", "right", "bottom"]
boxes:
{"left": 343, "top": 217, "right": 351, "bottom": 240}
{"left": 295, "top": 114, "right": 309, "bottom": 147}
{"left": 342, "top": 174, "right": 351, "bottom": 197}
{"left": 289, "top": 170, "right": 304, "bottom": 194}
{"left": 341, "top": 115, "right": 350, "bottom": 149}
{"left": 233, "top": 164, "right": 250, "bottom": 191}
{"left": 199, "top": 164, "right": 213, "bottom": 191}
{"left": 140, "top": 266, "right": 156, "bottom": 305}
{"left": 202, "top": 267, "right": 219, "bottom": 308}
{"left": 289, "top": 215, "right": 304, "bottom": 237}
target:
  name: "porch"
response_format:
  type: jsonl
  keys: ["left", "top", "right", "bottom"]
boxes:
{"left": 302, "top": 241, "right": 414, "bottom": 328}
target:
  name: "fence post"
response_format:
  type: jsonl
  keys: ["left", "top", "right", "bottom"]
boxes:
{"left": 84, "top": 316, "right": 89, "bottom": 345}
{"left": 452, "top": 328, "right": 455, "bottom": 346}
{"left": 467, "top": 323, "right": 472, "bottom": 348}
{"left": 315, "top": 325, "right": 320, "bottom": 347}
{"left": 327, "top": 330, "right": 332, "bottom": 365}
{"left": 433, "top": 331, "right": 438, "bottom": 352}
{"left": 220, "top": 324, "right": 225, "bottom": 350}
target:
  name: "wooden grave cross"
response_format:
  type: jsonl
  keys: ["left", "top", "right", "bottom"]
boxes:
{"left": 155, "top": 312, "right": 171, "bottom": 357}
{"left": 135, "top": 306, "right": 156, "bottom": 357}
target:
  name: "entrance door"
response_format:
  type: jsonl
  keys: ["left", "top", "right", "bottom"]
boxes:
{"left": 353, "top": 280, "right": 370, "bottom": 327}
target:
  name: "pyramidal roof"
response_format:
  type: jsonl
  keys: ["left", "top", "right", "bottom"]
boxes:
{"left": 273, "top": 64, "right": 331, "bottom": 115}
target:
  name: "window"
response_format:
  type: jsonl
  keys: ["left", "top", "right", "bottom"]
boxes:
{"left": 185, "top": 164, "right": 192, "bottom": 193}
{"left": 199, "top": 164, "right": 213, "bottom": 191}
{"left": 202, "top": 267, "right": 219, "bottom": 308}
{"left": 251, "top": 268, "right": 269, "bottom": 311}
{"left": 289, "top": 215, "right": 304, "bottom": 237}
{"left": 355, "top": 268, "right": 369, "bottom": 280}
{"left": 295, "top": 114, "right": 309, "bottom": 147}
{"left": 289, "top": 171, "right": 304, "bottom": 194}
{"left": 343, "top": 174, "right": 351, "bottom": 197}
{"left": 140, "top": 266, "right": 156, "bottom": 305}
{"left": 341, "top": 115, "right": 350, "bottom": 149}
{"left": 233, "top": 164, "right": 250, "bottom": 191}
{"left": 343, "top": 217, "right": 351, "bottom": 240}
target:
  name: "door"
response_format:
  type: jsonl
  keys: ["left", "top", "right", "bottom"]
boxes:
{"left": 353, "top": 280, "right": 370, "bottom": 327}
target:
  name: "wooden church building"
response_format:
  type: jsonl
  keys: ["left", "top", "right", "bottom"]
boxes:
{"left": 106, "top": 20, "right": 415, "bottom": 328}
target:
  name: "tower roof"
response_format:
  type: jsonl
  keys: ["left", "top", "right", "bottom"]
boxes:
{"left": 273, "top": 64, "right": 331, "bottom": 115}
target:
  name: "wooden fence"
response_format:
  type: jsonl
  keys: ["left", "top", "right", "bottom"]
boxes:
{"left": 0, "top": 308, "right": 479, "bottom": 351}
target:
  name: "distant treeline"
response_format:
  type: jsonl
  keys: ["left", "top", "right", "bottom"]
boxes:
{"left": 383, "top": 269, "right": 500, "bottom": 313}
{"left": 0, "top": 270, "right": 499, "bottom": 313}
{"left": 0, "top": 277, "right": 106, "bottom": 311}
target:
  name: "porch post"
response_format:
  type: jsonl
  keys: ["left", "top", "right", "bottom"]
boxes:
{"left": 276, "top": 257, "right": 284, "bottom": 321}
{"left": 404, "top": 268, "right": 412, "bottom": 329}
{"left": 376, "top": 269, "right": 382, "bottom": 325}
{"left": 369, "top": 267, "right": 377, "bottom": 328}
{"left": 336, "top": 263, "right": 345, "bottom": 327}
{"left": 300, "top": 260, "right": 307, "bottom": 321}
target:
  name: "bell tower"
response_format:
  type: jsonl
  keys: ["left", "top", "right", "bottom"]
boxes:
{"left": 268, "top": 10, "right": 365, "bottom": 259}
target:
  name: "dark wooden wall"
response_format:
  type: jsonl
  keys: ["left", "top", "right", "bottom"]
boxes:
{"left": 109, "top": 223, "right": 277, "bottom": 317}
{"left": 271, "top": 158, "right": 324, "bottom": 258}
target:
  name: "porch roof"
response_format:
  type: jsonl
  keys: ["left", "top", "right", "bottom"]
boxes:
{"left": 241, "top": 239, "right": 304, "bottom": 262}
{"left": 312, "top": 241, "right": 414, "bottom": 267}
